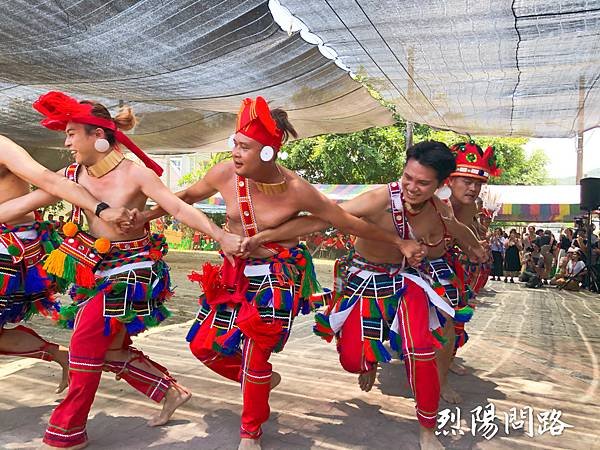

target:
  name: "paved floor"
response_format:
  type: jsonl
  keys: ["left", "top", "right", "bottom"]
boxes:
{"left": 1, "top": 251, "right": 599, "bottom": 449}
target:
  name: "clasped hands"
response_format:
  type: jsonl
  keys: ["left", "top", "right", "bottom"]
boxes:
{"left": 99, "top": 207, "right": 257, "bottom": 259}
{"left": 97, "top": 207, "right": 146, "bottom": 233}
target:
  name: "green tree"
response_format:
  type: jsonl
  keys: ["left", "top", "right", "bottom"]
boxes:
{"left": 282, "top": 124, "right": 408, "bottom": 184}
{"left": 424, "top": 130, "right": 549, "bottom": 185}
{"left": 178, "top": 152, "right": 231, "bottom": 187}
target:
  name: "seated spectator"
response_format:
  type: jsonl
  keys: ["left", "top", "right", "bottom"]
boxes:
{"left": 520, "top": 243, "right": 545, "bottom": 288}
{"left": 550, "top": 254, "right": 570, "bottom": 284}
{"left": 538, "top": 244, "right": 554, "bottom": 284}
{"left": 551, "top": 248, "right": 586, "bottom": 291}
{"left": 519, "top": 242, "right": 541, "bottom": 282}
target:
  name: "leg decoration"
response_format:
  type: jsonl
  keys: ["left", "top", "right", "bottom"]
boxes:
{"left": 103, "top": 347, "right": 173, "bottom": 403}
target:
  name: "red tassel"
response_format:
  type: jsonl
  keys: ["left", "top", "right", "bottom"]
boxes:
{"left": 188, "top": 262, "right": 222, "bottom": 302}
{"left": 202, "top": 326, "right": 218, "bottom": 351}
{"left": 149, "top": 249, "right": 163, "bottom": 261}
{"left": 236, "top": 302, "right": 282, "bottom": 350}
{"left": 75, "top": 264, "right": 96, "bottom": 288}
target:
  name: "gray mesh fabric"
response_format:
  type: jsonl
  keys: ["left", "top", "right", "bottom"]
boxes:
{"left": 0, "top": 0, "right": 391, "bottom": 155}
{"left": 280, "top": 0, "right": 600, "bottom": 137}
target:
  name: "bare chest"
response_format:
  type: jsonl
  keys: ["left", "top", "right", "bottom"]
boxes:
{"left": 74, "top": 170, "right": 148, "bottom": 240}
{"left": 407, "top": 206, "right": 449, "bottom": 258}
{"left": 221, "top": 182, "right": 300, "bottom": 235}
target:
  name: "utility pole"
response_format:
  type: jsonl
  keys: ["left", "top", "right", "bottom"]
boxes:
{"left": 576, "top": 75, "right": 585, "bottom": 184}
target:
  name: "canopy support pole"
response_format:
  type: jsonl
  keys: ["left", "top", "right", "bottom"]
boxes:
{"left": 576, "top": 75, "right": 585, "bottom": 185}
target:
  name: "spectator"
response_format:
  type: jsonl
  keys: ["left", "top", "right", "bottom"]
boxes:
{"left": 573, "top": 229, "right": 588, "bottom": 254}
{"left": 539, "top": 244, "right": 554, "bottom": 284}
{"left": 522, "top": 224, "right": 537, "bottom": 251}
{"left": 520, "top": 243, "right": 545, "bottom": 288}
{"left": 557, "top": 228, "right": 574, "bottom": 270}
{"left": 534, "top": 229, "right": 550, "bottom": 248}
{"left": 490, "top": 227, "right": 505, "bottom": 281}
{"left": 551, "top": 248, "right": 586, "bottom": 291}
{"left": 192, "top": 231, "right": 202, "bottom": 250}
{"left": 550, "top": 253, "right": 570, "bottom": 284}
{"left": 503, "top": 228, "right": 522, "bottom": 283}
{"left": 592, "top": 231, "right": 600, "bottom": 266}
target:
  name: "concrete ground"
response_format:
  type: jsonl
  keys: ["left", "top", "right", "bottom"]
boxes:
{"left": 1, "top": 251, "right": 599, "bottom": 449}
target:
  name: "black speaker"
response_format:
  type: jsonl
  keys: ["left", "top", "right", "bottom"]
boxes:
{"left": 581, "top": 177, "right": 600, "bottom": 210}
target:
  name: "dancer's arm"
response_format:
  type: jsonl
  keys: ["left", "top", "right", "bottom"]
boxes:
{"left": 296, "top": 180, "right": 423, "bottom": 257}
{"left": 242, "top": 215, "right": 328, "bottom": 254}
{"left": 433, "top": 196, "right": 486, "bottom": 262}
{"left": 244, "top": 184, "right": 424, "bottom": 263}
{"left": 0, "top": 189, "right": 59, "bottom": 223}
{"left": 0, "top": 136, "right": 130, "bottom": 225}
{"left": 143, "top": 161, "right": 223, "bottom": 221}
{"left": 136, "top": 165, "right": 241, "bottom": 258}
{"left": 251, "top": 185, "right": 391, "bottom": 245}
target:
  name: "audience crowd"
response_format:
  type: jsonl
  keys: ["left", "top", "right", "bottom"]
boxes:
{"left": 487, "top": 222, "right": 599, "bottom": 291}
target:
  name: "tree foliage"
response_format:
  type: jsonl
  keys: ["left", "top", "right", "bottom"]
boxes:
{"left": 178, "top": 151, "right": 231, "bottom": 187}
{"left": 281, "top": 127, "right": 548, "bottom": 185}
{"left": 282, "top": 125, "right": 407, "bottom": 184}
{"left": 424, "top": 130, "right": 549, "bottom": 185}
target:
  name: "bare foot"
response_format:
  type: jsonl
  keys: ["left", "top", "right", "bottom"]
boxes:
{"left": 440, "top": 383, "right": 462, "bottom": 404}
{"left": 53, "top": 346, "right": 69, "bottom": 394}
{"left": 358, "top": 367, "right": 377, "bottom": 392}
{"left": 420, "top": 426, "right": 443, "bottom": 450}
{"left": 449, "top": 360, "right": 467, "bottom": 376}
{"left": 270, "top": 371, "right": 281, "bottom": 390}
{"left": 238, "top": 438, "right": 261, "bottom": 449}
{"left": 39, "top": 441, "right": 88, "bottom": 449}
{"left": 147, "top": 382, "right": 191, "bottom": 427}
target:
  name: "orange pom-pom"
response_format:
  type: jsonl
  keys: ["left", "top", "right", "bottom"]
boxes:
{"left": 94, "top": 237, "right": 111, "bottom": 254}
{"left": 62, "top": 221, "right": 79, "bottom": 237}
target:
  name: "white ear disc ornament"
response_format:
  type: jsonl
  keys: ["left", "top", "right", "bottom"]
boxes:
{"left": 94, "top": 138, "right": 110, "bottom": 152}
{"left": 227, "top": 134, "right": 235, "bottom": 149}
{"left": 260, "top": 146, "right": 274, "bottom": 162}
{"left": 435, "top": 185, "right": 452, "bottom": 200}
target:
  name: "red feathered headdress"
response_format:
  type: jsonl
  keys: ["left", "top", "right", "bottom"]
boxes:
{"left": 450, "top": 141, "right": 501, "bottom": 182}
{"left": 33, "top": 91, "right": 163, "bottom": 176}
{"left": 235, "top": 96, "right": 283, "bottom": 150}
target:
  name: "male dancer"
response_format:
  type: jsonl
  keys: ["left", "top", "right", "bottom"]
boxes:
{"left": 242, "top": 141, "right": 486, "bottom": 450}
{"left": 447, "top": 142, "right": 499, "bottom": 296}
{"left": 438, "top": 142, "right": 500, "bottom": 404}
{"left": 143, "top": 96, "right": 423, "bottom": 449}
{"left": 0, "top": 91, "right": 243, "bottom": 449}
{"left": 0, "top": 135, "right": 132, "bottom": 393}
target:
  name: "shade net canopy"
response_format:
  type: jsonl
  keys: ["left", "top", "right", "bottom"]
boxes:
{"left": 0, "top": 0, "right": 392, "bottom": 157}
{"left": 279, "top": 0, "right": 600, "bottom": 138}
